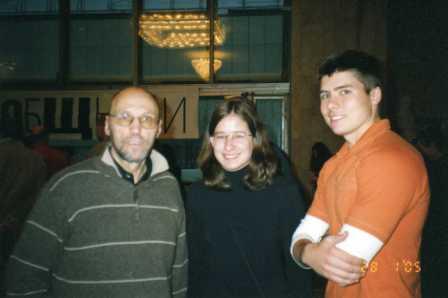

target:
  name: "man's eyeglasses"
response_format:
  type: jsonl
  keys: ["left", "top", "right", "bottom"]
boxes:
{"left": 109, "top": 113, "right": 159, "bottom": 129}
{"left": 212, "top": 131, "right": 253, "bottom": 145}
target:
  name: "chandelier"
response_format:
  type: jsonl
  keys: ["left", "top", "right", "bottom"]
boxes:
{"left": 191, "top": 58, "right": 222, "bottom": 81}
{"left": 139, "top": 13, "right": 225, "bottom": 48}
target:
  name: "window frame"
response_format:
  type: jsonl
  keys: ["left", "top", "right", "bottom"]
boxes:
{"left": 0, "top": 0, "right": 290, "bottom": 88}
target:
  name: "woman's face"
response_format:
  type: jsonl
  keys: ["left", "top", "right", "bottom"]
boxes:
{"left": 210, "top": 113, "right": 254, "bottom": 172}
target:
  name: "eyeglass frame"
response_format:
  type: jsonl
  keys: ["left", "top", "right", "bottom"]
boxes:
{"left": 211, "top": 131, "right": 253, "bottom": 146}
{"left": 108, "top": 112, "right": 160, "bottom": 129}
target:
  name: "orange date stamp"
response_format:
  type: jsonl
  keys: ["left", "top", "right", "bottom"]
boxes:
{"left": 361, "top": 259, "right": 421, "bottom": 273}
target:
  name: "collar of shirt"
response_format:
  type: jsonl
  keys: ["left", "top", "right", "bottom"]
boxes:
{"left": 337, "top": 119, "right": 391, "bottom": 158}
{"left": 109, "top": 147, "right": 152, "bottom": 185}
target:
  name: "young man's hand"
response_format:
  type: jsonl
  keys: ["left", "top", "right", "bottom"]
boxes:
{"left": 302, "top": 232, "right": 366, "bottom": 287}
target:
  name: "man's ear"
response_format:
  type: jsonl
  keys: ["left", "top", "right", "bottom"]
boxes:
{"left": 156, "top": 120, "right": 163, "bottom": 138}
{"left": 370, "top": 87, "right": 382, "bottom": 105}
{"left": 104, "top": 116, "right": 111, "bottom": 137}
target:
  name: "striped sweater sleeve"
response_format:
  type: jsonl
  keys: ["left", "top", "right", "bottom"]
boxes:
{"left": 5, "top": 181, "right": 65, "bottom": 297}
{"left": 170, "top": 192, "right": 188, "bottom": 297}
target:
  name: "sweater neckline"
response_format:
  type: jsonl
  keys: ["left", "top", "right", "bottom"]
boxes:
{"left": 224, "top": 168, "right": 248, "bottom": 187}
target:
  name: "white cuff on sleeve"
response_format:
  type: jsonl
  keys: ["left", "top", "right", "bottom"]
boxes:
{"left": 291, "top": 215, "right": 329, "bottom": 244}
{"left": 290, "top": 215, "right": 329, "bottom": 268}
{"left": 335, "top": 224, "right": 384, "bottom": 262}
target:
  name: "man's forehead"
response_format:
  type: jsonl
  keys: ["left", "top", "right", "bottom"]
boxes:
{"left": 320, "top": 71, "right": 361, "bottom": 89}
{"left": 111, "top": 89, "right": 158, "bottom": 113}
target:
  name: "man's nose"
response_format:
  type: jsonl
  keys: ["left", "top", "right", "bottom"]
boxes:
{"left": 129, "top": 117, "right": 142, "bottom": 133}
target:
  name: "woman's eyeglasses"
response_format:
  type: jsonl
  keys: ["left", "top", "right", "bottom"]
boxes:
{"left": 212, "top": 131, "right": 253, "bottom": 145}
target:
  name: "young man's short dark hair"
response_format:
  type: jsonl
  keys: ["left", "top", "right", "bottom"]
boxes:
{"left": 318, "top": 50, "right": 384, "bottom": 92}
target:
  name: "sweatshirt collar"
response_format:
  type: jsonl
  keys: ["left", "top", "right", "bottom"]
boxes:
{"left": 101, "top": 145, "right": 169, "bottom": 183}
{"left": 108, "top": 147, "right": 151, "bottom": 185}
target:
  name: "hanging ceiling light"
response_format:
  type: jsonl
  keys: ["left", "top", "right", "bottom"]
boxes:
{"left": 191, "top": 58, "right": 222, "bottom": 81}
{"left": 139, "top": 13, "right": 225, "bottom": 48}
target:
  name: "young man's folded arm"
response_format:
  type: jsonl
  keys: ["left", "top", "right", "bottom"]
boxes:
{"left": 335, "top": 224, "right": 384, "bottom": 263}
{"left": 290, "top": 214, "right": 329, "bottom": 268}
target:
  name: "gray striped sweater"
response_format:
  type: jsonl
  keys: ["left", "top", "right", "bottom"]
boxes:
{"left": 5, "top": 149, "right": 188, "bottom": 298}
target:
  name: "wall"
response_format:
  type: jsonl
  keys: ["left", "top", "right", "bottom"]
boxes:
{"left": 0, "top": 87, "right": 200, "bottom": 140}
{"left": 388, "top": 1, "right": 448, "bottom": 141}
{"left": 290, "top": 0, "right": 387, "bottom": 199}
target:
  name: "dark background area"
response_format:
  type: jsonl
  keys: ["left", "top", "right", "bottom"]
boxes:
{"left": 387, "top": 0, "right": 448, "bottom": 139}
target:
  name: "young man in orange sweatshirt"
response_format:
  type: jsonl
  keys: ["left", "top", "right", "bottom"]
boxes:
{"left": 291, "top": 50, "right": 429, "bottom": 298}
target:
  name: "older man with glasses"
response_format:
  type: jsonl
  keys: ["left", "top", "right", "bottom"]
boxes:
{"left": 5, "top": 87, "right": 188, "bottom": 298}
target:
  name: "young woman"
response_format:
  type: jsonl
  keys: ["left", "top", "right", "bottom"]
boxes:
{"left": 186, "top": 99, "right": 311, "bottom": 298}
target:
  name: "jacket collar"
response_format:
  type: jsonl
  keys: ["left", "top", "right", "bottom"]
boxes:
{"left": 101, "top": 145, "right": 169, "bottom": 181}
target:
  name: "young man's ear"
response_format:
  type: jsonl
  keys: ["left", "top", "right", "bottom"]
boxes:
{"left": 370, "top": 87, "right": 382, "bottom": 105}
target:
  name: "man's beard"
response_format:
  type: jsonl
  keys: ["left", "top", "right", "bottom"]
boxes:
{"left": 112, "top": 141, "right": 151, "bottom": 164}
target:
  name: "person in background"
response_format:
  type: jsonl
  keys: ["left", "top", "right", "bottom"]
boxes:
{"left": 5, "top": 87, "right": 188, "bottom": 298}
{"left": 291, "top": 50, "right": 429, "bottom": 298}
{"left": 414, "top": 122, "right": 448, "bottom": 298}
{"left": 27, "top": 126, "right": 70, "bottom": 178}
{"left": 309, "top": 142, "right": 332, "bottom": 191}
{"left": 186, "top": 98, "right": 312, "bottom": 298}
{"left": 0, "top": 127, "right": 47, "bottom": 295}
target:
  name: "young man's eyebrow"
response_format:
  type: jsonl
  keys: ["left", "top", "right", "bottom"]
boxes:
{"left": 320, "top": 84, "right": 353, "bottom": 92}
{"left": 333, "top": 84, "right": 353, "bottom": 90}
